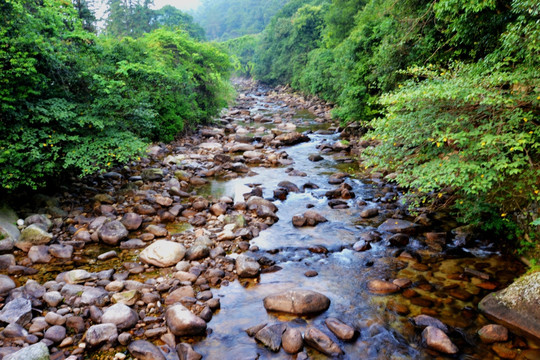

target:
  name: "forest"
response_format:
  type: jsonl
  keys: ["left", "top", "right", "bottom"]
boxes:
{"left": 221, "top": 0, "right": 540, "bottom": 258}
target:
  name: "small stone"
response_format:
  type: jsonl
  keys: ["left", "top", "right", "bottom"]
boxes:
{"left": 121, "top": 213, "right": 143, "bottom": 230}
{"left": 422, "top": 326, "right": 458, "bottom": 354}
{"left": 236, "top": 254, "right": 260, "bottom": 277}
{"left": 360, "top": 207, "right": 379, "bottom": 218}
{"left": 48, "top": 244, "right": 73, "bottom": 259}
{"left": 44, "top": 325, "right": 66, "bottom": 343}
{"left": 101, "top": 303, "right": 138, "bottom": 330}
{"left": 176, "top": 343, "right": 202, "bottom": 360}
{"left": 492, "top": 343, "right": 517, "bottom": 359}
{"left": 98, "top": 221, "right": 128, "bottom": 245}
{"left": 98, "top": 250, "right": 118, "bottom": 261}
{"left": 325, "top": 317, "right": 355, "bottom": 340}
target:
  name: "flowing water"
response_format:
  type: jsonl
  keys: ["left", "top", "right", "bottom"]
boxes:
{"left": 186, "top": 85, "right": 526, "bottom": 359}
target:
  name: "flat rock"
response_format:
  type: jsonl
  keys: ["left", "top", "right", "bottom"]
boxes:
{"left": 128, "top": 340, "right": 166, "bottom": 360}
{"left": 165, "top": 304, "right": 207, "bottom": 336}
{"left": 140, "top": 240, "right": 186, "bottom": 267}
{"left": 378, "top": 219, "right": 419, "bottom": 234}
{"left": 263, "top": 289, "right": 330, "bottom": 315}
{"left": 255, "top": 323, "right": 286, "bottom": 352}
{"left": 422, "top": 326, "right": 458, "bottom": 354}
{"left": 304, "top": 327, "right": 343, "bottom": 357}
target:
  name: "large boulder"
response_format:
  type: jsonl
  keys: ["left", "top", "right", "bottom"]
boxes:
{"left": 165, "top": 304, "right": 207, "bottom": 336}
{"left": 140, "top": 240, "right": 186, "bottom": 267}
{"left": 263, "top": 289, "right": 330, "bottom": 315}
{"left": 98, "top": 221, "right": 128, "bottom": 245}
{"left": 479, "top": 272, "right": 540, "bottom": 342}
{"left": 15, "top": 224, "right": 53, "bottom": 252}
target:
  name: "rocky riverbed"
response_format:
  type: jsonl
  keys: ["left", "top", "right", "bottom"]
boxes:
{"left": 0, "top": 79, "right": 537, "bottom": 359}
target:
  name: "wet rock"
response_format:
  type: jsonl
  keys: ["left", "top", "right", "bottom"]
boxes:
{"left": 255, "top": 323, "right": 287, "bottom": 352}
{"left": 101, "top": 303, "right": 138, "bottom": 330}
{"left": 277, "top": 181, "right": 300, "bottom": 193}
{"left": 282, "top": 327, "right": 303, "bottom": 354}
{"left": 393, "top": 278, "right": 412, "bottom": 289}
{"left": 176, "top": 343, "right": 203, "bottom": 360}
{"left": 367, "top": 280, "right": 400, "bottom": 295}
{"left": 478, "top": 324, "right": 509, "bottom": 343}
{"left": 44, "top": 325, "right": 66, "bottom": 343}
{"left": 0, "top": 297, "right": 32, "bottom": 326}
{"left": 491, "top": 343, "right": 517, "bottom": 359}
{"left": 360, "top": 207, "right": 379, "bottom": 218}
{"left": 274, "top": 132, "right": 310, "bottom": 146}
{"left": 236, "top": 254, "right": 260, "bottom": 278}
{"left": 424, "top": 232, "right": 447, "bottom": 250}
{"left": 293, "top": 210, "right": 327, "bottom": 227}
{"left": 304, "top": 270, "right": 318, "bottom": 277}
{"left": 16, "top": 224, "right": 53, "bottom": 252}
{"left": 0, "top": 274, "right": 16, "bottom": 295}
{"left": 412, "top": 315, "right": 449, "bottom": 333}
{"left": 263, "top": 289, "right": 330, "bottom": 315}
{"left": 28, "top": 245, "right": 52, "bottom": 264}
{"left": 128, "top": 340, "right": 166, "bottom": 360}
{"left": 165, "top": 304, "right": 207, "bottom": 336}
{"left": 185, "top": 238, "right": 211, "bottom": 261}
{"left": 85, "top": 323, "right": 118, "bottom": 347}
{"left": 304, "top": 327, "right": 343, "bottom": 357}
{"left": 388, "top": 233, "right": 409, "bottom": 247}
{"left": 308, "top": 154, "right": 323, "bottom": 162}
{"left": 422, "top": 326, "right": 458, "bottom": 354}
{"left": 141, "top": 168, "right": 164, "bottom": 182}
{"left": 325, "top": 317, "right": 355, "bottom": 340}
{"left": 3, "top": 342, "right": 49, "bottom": 360}
{"left": 140, "top": 240, "right": 186, "bottom": 267}
{"left": 246, "top": 323, "right": 268, "bottom": 337}
{"left": 121, "top": 213, "right": 143, "bottom": 231}
{"left": 378, "top": 219, "right": 419, "bottom": 234}
{"left": 353, "top": 240, "right": 371, "bottom": 252}
{"left": 449, "top": 288, "right": 473, "bottom": 301}
{"left": 98, "top": 220, "right": 128, "bottom": 245}
{"left": 98, "top": 250, "right": 117, "bottom": 261}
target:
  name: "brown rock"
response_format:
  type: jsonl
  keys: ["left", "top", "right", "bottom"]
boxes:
{"left": 422, "top": 326, "right": 458, "bottom": 354}
{"left": 367, "top": 280, "right": 400, "bottom": 295}
{"left": 478, "top": 324, "right": 509, "bottom": 343}
{"left": 325, "top": 317, "right": 355, "bottom": 340}
{"left": 263, "top": 289, "right": 330, "bottom": 315}
{"left": 304, "top": 327, "right": 343, "bottom": 357}
{"left": 282, "top": 327, "right": 303, "bottom": 354}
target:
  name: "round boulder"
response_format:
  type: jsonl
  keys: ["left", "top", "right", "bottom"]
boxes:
{"left": 263, "top": 289, "right": 330, "bottom": 315}
{"left": 140, "top": 240, "right": 186, "bottom": 268}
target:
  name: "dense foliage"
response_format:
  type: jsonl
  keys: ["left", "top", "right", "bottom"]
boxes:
{"left": 106, "top": 1, "right": 205, "bottom": 40}
{"left": 0, "top": 0, "right": 232, "bottom": 191}
{"left": 226, "top": 0, "right": 539, "bottom": 250}
{"left": 194, "top": 0, "right": 290, "bottom": 41}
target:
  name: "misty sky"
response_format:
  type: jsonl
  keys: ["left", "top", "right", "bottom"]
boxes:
{"left": 153, "top": 0, "right": 201, "bottom": 11}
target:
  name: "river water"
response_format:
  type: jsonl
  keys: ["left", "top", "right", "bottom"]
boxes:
{"left": 186, "top": 84, "right": 525, "bottom": 359}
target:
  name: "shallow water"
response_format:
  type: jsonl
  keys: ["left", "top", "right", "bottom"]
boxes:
{"left": 188, "top": 86, "right": 525, "bottom": 359}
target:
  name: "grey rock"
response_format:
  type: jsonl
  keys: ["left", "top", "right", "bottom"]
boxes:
{"left": 255, "top": 323, "right": 286, "bottom": 352}
{"left": 98, "top": 220, "right": 128, "bottom": 245}
{"left": 141, "top": 168, "right": 164, "bottom": 182}
{"left": 49, "top": 244, "right": 73, "bottom": 259}
{"left": 165, "top": 304, "right": 207, "bottom": 336}
{"left": 16, "top": 224, "right": 53, "bottom": 252}
{"left": 177, "top": 343, "right": 203, "bottom": 360}
{"left": 0, "top": 297, "right": 32, "bottom": 326}
{"left": 28, "top": 246, "right": 52, "bottom": 264}
{"left": 44, "top": 325, "right": 66, "bottom": 343}
{"left": 121, "top": 212, "right": 143, "bottom": 231}
{"left": 85, "top": 323, "right": 118, "bottom": 347}
{"left": 101, "top": 303, "right": 138, "bottom": 330}
{"left": 0, "top": 254, "right": 16, "bottom": 270}
{"left": 80, "top": 287, "right": 109, "bottom": 306}
{"left": 140, "top": 240, "right": 186, "bottom": 268}
{"left": 0, "top": 274, "right": 16, "bottom": 295}
{"left": 3, "top": 342, "right": 49, "bottom": 360}
{"left": 236, "top": 254, "right": 260, "bottom": 278}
